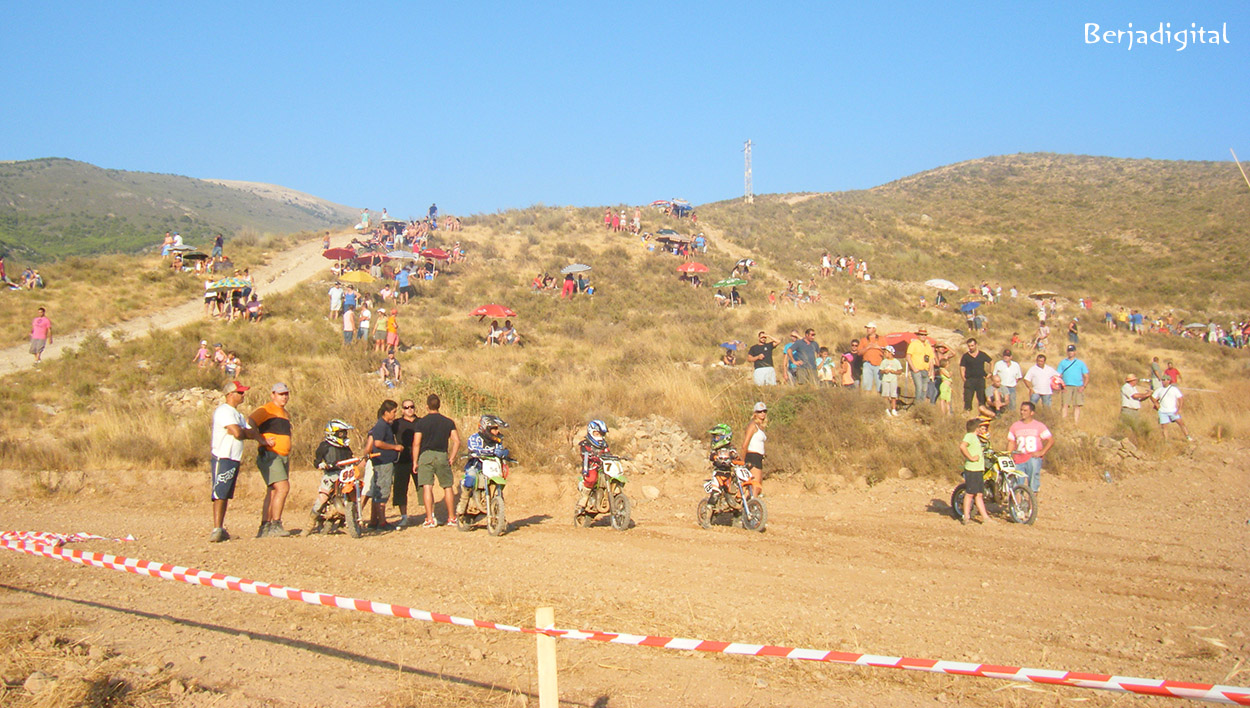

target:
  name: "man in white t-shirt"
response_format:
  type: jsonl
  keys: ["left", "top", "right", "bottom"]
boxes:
{"left": 1120, "top": 374, "right": 1150, "bottom": 419}
{"left": 1151, "top": 382, "right": 1193, "bottom": 442}
{"left": 328, "top": 284, "right": 343, "bottom": 322}
{"left": 210, "top": 381, "right": 262, "bottom": 543}
{"left": 991, "top": 349, "right": 1023, "bottom": 410}
{"left": 1022, "top": 354, "right": 1059, "bottom": 407}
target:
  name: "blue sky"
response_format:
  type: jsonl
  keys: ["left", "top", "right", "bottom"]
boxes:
{"left": 3, "top": 2, "right": 1247, "bottom": 218}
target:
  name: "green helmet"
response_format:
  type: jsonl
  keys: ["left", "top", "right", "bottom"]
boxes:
{"left": 708, "top": 423, "right": 733, "bottom": 450}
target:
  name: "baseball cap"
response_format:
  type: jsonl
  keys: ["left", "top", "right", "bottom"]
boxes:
{"left": 753, "top": 401, "right": 768, "bottom": 413}
{"left": 223, "top": 381, "right": 249, "bottom": 395}
{"left": 1067, "top": 344, "right": 1077, "bottom": 352}
{"left": 200, "top": 340, "right": 207, "bottom": 345}
{"left": 271, "top": 382, "right": 290, "bottom": 394}
{"left": 885, "top": 345, "right": 896, "bottom": 354}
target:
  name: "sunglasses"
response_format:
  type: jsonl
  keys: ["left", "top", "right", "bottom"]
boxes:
{"left": 402, "top": 404, "right": 415, "bottom": 409}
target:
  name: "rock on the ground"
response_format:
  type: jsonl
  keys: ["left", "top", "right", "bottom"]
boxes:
{"left": 641, "top": 485, "right": 660, "bottom": 501}
{"left": 24, "top": 671, "right": 55, "bottom": 694}
{"left": 897, "top": 467, "right": 916, "bottom": 480}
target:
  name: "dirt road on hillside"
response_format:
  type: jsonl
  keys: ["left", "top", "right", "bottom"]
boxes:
{"left": 1, "top": 447, "right": 1246, "bottom": 707}
{"left": 0, "top": 237, "right": 335, "bottom": 378}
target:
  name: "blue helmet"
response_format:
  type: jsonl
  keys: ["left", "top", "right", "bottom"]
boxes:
{"left": 586, "top": 419, "right": 608, "bottom": 448}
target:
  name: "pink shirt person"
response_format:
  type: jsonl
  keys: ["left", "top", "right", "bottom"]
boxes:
{"left": 1007, "top": 419, "right": 1052, "bottom": 465}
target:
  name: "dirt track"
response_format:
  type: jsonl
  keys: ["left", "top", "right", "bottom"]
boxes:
{"left": 1, "top": 446, "right": 1246, "bottom": 707}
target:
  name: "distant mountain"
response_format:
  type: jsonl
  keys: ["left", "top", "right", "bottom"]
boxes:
{"left": 0, "top": 158, "right": 358, "bottom": 260}
{"left": 700, "top": 153, "right": 1250, "bottom": 310}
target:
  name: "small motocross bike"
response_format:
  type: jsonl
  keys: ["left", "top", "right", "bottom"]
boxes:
{"left": 458, "top": 455, "right": 512, "bottom": 536}
{"left": 950, "top": 445, "right": 1037, "bottom": 524}
{"left": 574, "top": 454, "right": 631, "bottom": 531}
{"left": 697, "top": 451, "right": 767, "bottom": 532}
{"left": 308, "top": 455, "right": 372, "bottom": 538}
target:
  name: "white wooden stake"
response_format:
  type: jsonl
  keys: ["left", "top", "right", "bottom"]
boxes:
{"left": 536, "top": 606, "right": 558, "bottom": 708}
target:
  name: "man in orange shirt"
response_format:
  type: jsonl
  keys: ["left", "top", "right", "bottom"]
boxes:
{"left": 860, "top": 323, "right": 885, "bottom": 393}
{"left": 250, "top": 383, "right": 293, "bottom": 538}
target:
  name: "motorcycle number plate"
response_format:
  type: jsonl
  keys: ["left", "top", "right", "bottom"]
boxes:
{"left": 997, "top": 457, "right": 1016, "bottom": 471}
{"left": 338, "top": 469, "right": 355, "bottom": 484}
{"left": 703, "top": 480, "right": 716, "bottom": 493}
{"left": 604, "top": 459, "right": 623, "bottom": 478}
{"left": 481, "top": 458, "right": 503, "bottom": 479}
{"left": 734, "top": 466, "right": 752, "bottom": 482}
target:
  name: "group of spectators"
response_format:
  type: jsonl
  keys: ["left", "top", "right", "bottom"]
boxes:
{"left": 203, "top": 270, "right": 262, "bottom": 322}
{"left": 2, "top": 257, "right": 45, "bottom": 290}
{"left": 192, "top": 340, "right": 245, "bottom": 377}
{"left": 818, "top": 253, "right": 870, "bottom": 281}
{"left": 603, "top": 207, "right": 643, "bottom": 234}
{"left": 485, "top": 319, "right": 522, "bottom": 347}
{"left": 209, "top": 382, "right": 465, "bottom": 541}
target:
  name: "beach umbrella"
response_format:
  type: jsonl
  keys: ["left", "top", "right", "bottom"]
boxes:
{"left": 207, "top": 277, "right": 250, "bottom": 291}
{"left": 323, "top": 247, "right": 356, "bottom": 260}
{"left": 387, "top": 250, "right": 418, "bottom": 260}
{"left": 960, "top": 301, "right": 982, "bottom": 313}
{"left": 169, "top": 244, "right": 196, "bottom": 253}
{"left": 735, "top": 258, "right": 756, "bottom": 269}
{"left": 657, "top": 229, "right": 680, "bottom": 236}
{"left": 1184, "top": 322, "right": 1209, "bottom": 330}
{"left": 420, "top": 248, "right": 450, "bottom": 260}
{"left": 1029, "top": 290, "right": 1058, "bottom": 299}
{"left": 713, "top": 278, "right": 749, "bottom": 288}
{"left": 182, "top": 252, "right": 210, "bottom": 261}
{"left": 650, "top": 200, "right": 670, "bottom": 206}
{"left": 470, "top": 304, "right": 517, "bottom": 320}
{"left": 883, "top": 332, "right": 938, "bottom": 347}
{"left": 924, "top": 278, "right": 959, "bottom": 291}
{"left": 561, "top": 263, "right": 592, "bottom": 275}
{"left": 339, "top": 270, "right": 376, "bottom": 284}
{"left": 676, "top": 262, "right": 709, "bottom": 274}
{"left": 720, "top": 340, "right": 743, "bottom": 351}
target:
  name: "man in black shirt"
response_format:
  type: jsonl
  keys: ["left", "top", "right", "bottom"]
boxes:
{"left": 412, "top": 394, "right": 462, "bottom": 526}
{"left": 959, "top": 338, "right": 992, "bottom": 412}
{"left": 391, "top": 399, "right": 422, "bottom": 526}
{"left": 847, "top": 339, "right": 864, "bottom": 386}
{"left": 747, "top": 331, "right": 780, "bottom": 386}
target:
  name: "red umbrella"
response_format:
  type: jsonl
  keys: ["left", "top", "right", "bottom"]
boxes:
{"left": 471, "top": 304, "right": 517, "bottom": 320}
{"left": 676, "top": 262, "right": 709, "bottom": 274}
{"left": 883, "top": 332, "right": 937, "bottom": 347}
{"left": 322, "top": 247, "right": 356, "bottom": 260}
{"left": 421, "top": 248, "right": 450, "bottom": 260}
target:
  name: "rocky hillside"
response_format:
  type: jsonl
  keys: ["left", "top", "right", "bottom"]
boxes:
{"left": 0, "top": 158, "right": 358, "bottom": 260}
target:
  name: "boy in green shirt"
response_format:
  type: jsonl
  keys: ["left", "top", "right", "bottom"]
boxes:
{"left": 959, "top": 418, "right": 993, "bottom": 525}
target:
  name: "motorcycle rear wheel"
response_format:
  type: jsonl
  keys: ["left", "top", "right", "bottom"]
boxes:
{"left": 610, "top": 492, "right": 631, "bottom": 531}
{"left": 696, "top": 498, "right": 714, "bottom": 529}
{"left": 1008, "top": 484, "right": 1037, "bottom": 525}
{"left": 741, "top": 498, "right": 767, "bottom": 532}
{"left": 950, "top": 484, "right": 968, "bottom": 521}
{"left": 487, "top": 491, "right": 507, "bottom": 536}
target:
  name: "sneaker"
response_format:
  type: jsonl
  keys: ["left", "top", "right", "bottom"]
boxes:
{"left": 959, "top": 517, "right": 968, "bottom": 526}
{"left": 422, "top": 518, "right": 438, "bottom": 529}
{"left": 398, "top": 514, "right": 410, "bottom": 527}
{"left": 209, "top": 527, "right": 230, "bottom": 543}
{"left": 446, "top": 516, "right": 458, "bottom": 526}
{"left": 256, "top": 522, "right": 271, "bottom": 538}
{"left": 267, "top": 520, "right": 291, "bottom": 537}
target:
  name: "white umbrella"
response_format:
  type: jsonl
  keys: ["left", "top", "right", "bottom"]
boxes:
{"left": 560, "top": 263, "right": 592, "bottom": 275}
{"left": 387, "top": 251, "right": 418, "bottom": 260}
{"left": 924, "top": 278, "right": 959, "bottom": 291}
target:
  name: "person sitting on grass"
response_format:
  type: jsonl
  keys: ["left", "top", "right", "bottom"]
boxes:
{"left": 379, "top": 349, "right": 402, "bottom": 387}
{"left": 486, "top": 320, "right": 503, "bottom": 346}
{"left": 501, "top": 320, "right": 521, "bottom": 346}
{"left": 714, "top": 289, "right": 729, "bottom": 307}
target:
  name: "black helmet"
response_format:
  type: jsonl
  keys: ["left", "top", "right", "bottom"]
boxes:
{"left": 478, "top": 414, "right": 508, "bottom": 443}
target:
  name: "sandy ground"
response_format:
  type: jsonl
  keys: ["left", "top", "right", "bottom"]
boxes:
{"left": 0, "top": 237, "right": 333, "bottom": 378}
{"left": 1, "top": 444, "right": 1246, "bottom": 707}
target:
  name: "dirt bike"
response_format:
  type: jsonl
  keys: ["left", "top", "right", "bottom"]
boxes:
{"left": 458, "top": 455, "right": 511, "bottom": 536}
{"left": 574, "top": 454, "right": 631, "bottom": 531}
{"left": 950, "top": 445, "right": 1037, "bottom": 524}
{"left": 308, "top": 454, "right": 374, "bottom": 538}
{"left": 697, "top": 454, "right": 767, "bottom": 532}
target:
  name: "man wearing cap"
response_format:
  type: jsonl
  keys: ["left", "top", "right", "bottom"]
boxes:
{"left": 746, "top": 331, "right": 780, "bottom": 386}
{"left": 1057, "top": 345, "right": 1090, "bottom": 423}
{"left": 992, "top": 349, "right": 1023, "bottom": 410}
{"left": 906, "top": 327, "right": 934, "bottom": 405}
{"left": 1120, "top": 374, "right": 1150, "bottom": 419}
{"left": 210, "top": 381, "right": 263, "bottom": 543}
{"left": 860, "top": 323, "right": 884, "bottom": 393}
{"left": 249, "top": 383, "right": 294, "bottom": 537}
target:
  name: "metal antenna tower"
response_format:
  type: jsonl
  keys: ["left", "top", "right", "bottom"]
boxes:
{"left": 743, "top": 139, "right": 754, "bottom": 204}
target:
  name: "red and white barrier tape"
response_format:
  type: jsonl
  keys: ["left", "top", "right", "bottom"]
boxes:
{"left": 0, "top": 530, "right": 135, "bottom": 546}
{"left": 3, "top": 537, "right": 1246, "bottom": 705}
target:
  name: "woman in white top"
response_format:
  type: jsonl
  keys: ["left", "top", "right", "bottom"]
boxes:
{"left": 742, "top": 402, "right": 768, "bottom": 496}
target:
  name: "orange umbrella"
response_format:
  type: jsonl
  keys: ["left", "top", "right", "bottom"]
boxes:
{"left": 471, "top": 304, "right": 517, "bottom": 320}
{"left": 676, "top": 262, "right": 709, "bottom": 274}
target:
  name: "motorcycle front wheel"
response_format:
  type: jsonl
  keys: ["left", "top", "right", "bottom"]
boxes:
{"left": 696, "top": 497, "right": 714, "bottom": 529}
{"left": 950, "top": 484, "right": 968, "bottom": 521}
{"left": 487, "top": 491, "right": 507, "bottom": 536}
{"left": 741, "top": 498, "right": 767, "bottom": 532}
{"left": 1008, "top": 484, "right": 1037, "bottom": 525}
{"left": 344, "top": 492, "right": 362, "bottom": 538}
{"left": 609, "top": 492, "right": 631, "bottom": 531}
